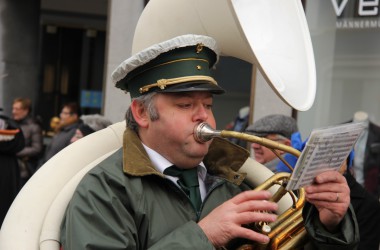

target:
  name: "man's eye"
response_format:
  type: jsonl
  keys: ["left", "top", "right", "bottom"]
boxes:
{"left": 205, "top": 104, "right": 213, "bottom": 109}
{"left": 178, "top": 103, "right": 192, "bottom": 108}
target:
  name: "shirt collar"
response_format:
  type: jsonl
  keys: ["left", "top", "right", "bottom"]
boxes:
{"left": 142, "top": 143, "right": 207, "bottom": 181}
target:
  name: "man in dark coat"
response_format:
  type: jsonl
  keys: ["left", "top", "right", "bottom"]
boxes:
{"left": 0, "top": 113, "right": 24, "bottom": 226}
{"left": 345, "top": 171, "right": 380, "bottom": 250}
{"left": 42, "top": 102, "right": 81, "bottom": 163}
{"left": 12, "top": 97, "right": 43, "bottom": 186}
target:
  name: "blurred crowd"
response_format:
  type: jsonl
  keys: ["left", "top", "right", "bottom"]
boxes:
{"left": 0, "top": 97, "right": 112, "bottom": 226}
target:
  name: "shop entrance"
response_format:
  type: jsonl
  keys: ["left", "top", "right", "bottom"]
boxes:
{"left": 36, "top": 25, "right": 106, "bottom": 131}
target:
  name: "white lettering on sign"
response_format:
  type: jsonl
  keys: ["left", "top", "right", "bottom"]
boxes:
{"left": 331, "top": 0, "right": 349, "bottom": 16}
{"left": 336, "top": 18, "right": 380, "bottom": 28}
{"left": 358, "top": 0, "right": 379, "bottom": 16}
{"left": 331, "top": 0, "right": 379, "bottom": 17}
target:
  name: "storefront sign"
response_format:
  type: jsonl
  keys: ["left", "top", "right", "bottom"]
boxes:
{"left": 331, "top": 0, "right": 380, "bottom": 29}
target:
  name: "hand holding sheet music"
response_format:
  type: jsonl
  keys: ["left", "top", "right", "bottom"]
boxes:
{"left": 286, "top": 122, "right": 366, "bottom": 191}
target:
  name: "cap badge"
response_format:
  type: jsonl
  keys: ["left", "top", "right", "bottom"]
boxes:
{"left": 139, "top": 79, "right": 168, "bottom": 93}
{"left": 196, "top": 43, "right": 204, "bottom": 54}
{"left": 157, "top": 79, "right": 168, "bottom": 90}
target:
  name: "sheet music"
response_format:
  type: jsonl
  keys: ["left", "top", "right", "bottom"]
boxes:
{"left": 286, "top": 122, "right": 366, "bottom": 191}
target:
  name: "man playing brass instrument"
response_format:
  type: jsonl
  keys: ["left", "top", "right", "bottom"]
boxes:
{"left": 248, "top": 114, "right": 380, "bottom": 250}
{"left": 60, "top": 35, "right": 358, "bottom": 249}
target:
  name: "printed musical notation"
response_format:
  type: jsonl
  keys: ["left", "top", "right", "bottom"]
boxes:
{"left": 286, "top": 122, "right": 366, "bottom": 190}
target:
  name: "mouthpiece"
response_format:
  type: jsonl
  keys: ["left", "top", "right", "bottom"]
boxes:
{"left": 193, "top": 123, "right": 221, "bottom": 143}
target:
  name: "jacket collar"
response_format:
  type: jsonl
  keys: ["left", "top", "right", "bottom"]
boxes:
{"left": 122, "top": 128, "right": 249, "bottom": 185}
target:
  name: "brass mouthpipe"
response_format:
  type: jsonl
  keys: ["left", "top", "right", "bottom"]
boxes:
{"left": 194, "top": 122, "right": 301, "bottom": 158}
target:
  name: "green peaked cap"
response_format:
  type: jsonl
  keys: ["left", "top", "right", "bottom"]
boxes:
{"left": 112, "top": 34, "right": 225, "bottom": 98}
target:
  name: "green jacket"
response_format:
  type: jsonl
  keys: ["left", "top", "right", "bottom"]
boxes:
{"left": 60, "top": 128, "right": 359, "bottom": 249}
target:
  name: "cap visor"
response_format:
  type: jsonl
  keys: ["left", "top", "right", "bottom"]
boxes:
{"left": 156, "top": 81, "right": 225, "bottom": 95}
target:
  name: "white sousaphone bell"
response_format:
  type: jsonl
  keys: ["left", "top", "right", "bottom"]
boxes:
{"left": 133, "top": 0, "right": 316, "bottom": 111}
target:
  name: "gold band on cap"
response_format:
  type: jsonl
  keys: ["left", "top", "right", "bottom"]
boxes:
{"left": 139, "top": 75, "right": 218, "bottom": 94}
{"left": 136, "top": 58, "right": 209, "bottom": 77}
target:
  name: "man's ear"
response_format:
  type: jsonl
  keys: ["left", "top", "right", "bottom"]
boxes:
{"left": 130, "top": 100, "right": 149, "bottom": 128}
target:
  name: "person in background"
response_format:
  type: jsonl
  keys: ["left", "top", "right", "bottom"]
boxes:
{"left": 70, "top": 114, "right": 112, "bottom": 143}
{"left": 341, "top": 155, "right": 380, "bottom": 250}
{"left": 45, "top": 116, "right": 60, "bottom": 138}
{"left": 245, "top": 114, "right": 298, "bottom": 172}
{"left": 247, "top": 114, "right": 380, "bottom": 250}
{"left": 61, "top": 35, "right": 358, "bottom": 249}
{"left": 42, "top": 102, "right": 81, "bottom": 163}
{"left": 12, "top": 97, "right": 43, "bottom": 187}
{"left": 0, "top": 109, "right": 24, "bottom": 226}
{"left": 225, "top": 106, "right": 250, "bottom": 149}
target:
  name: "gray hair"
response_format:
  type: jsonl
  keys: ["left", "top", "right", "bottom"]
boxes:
{"left": 125, "top": 92, "right": 159, "bottom": 132}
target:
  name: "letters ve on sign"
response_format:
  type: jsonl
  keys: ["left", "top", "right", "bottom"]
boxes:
{"left": 331, "top": 0, "right": 379, "bottom": 17}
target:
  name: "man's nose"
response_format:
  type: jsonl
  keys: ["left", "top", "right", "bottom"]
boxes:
{"left": 193, "top": 105, "right": 209, "bottom": 122}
